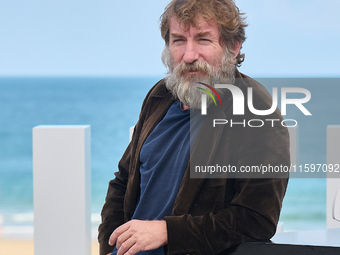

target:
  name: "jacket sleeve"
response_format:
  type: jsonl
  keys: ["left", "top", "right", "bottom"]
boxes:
{"left": 164, "top": 177, "right": 288, "bottom": 255}
{"left": 98, "top": 142, "right": 131, "bottom": 255}
{"left": 98, "top": 80, "right": 165, "bottom": 255}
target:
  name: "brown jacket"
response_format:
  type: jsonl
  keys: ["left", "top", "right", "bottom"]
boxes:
{"left": 98, "top": 71, "right": 290, "bottom": 255}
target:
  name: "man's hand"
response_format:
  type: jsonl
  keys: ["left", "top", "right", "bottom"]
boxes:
{"left": 108, "top": 219, "right": 168, "bottom": 255}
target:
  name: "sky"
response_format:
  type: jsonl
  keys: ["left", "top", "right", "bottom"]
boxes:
{"left": 0, "top": 0, "right": 339, "bottom": 77}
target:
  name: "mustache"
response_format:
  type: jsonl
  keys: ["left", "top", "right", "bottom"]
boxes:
{"left": 173, "top": 61, "right": 217, "bottom": 77}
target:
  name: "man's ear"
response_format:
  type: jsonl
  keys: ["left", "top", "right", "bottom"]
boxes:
{"left": 232, "top": 41, "right": 242, "bottom": 59}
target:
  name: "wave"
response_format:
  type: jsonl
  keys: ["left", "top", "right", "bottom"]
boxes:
{"left": 0, "top": 225, "right": 100, "bottom": 240}
{"left": 0, "top": 212, "right": 102, "bottom": 225}
{"left": 0, "top": 212, "right": 102, "bottom": 239}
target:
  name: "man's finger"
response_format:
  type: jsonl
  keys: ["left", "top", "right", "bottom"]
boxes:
{"left": 109, "top": 223, "right": 130, "bottom": 246}
{"left": 116, "top": 230, "right": 133, "bottom": 250}
{"left": 117, "top": 238, "right": 138, "bottom": 255}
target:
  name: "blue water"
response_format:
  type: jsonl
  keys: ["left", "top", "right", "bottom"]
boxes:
{"left": 0, "top": 77, "right": 339, "bottom": 237}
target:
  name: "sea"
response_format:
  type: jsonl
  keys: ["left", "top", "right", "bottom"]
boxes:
{"left": 0, "top": 77, "right": 339, "bottom": 239}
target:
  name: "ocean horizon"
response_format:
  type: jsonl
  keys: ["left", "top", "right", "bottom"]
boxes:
{"left": 1, "top": 76, "right": 338, "bottom": 238}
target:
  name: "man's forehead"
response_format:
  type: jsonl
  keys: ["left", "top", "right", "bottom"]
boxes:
{"left": 169, "top": 15, "right": 219, "bottom": 34}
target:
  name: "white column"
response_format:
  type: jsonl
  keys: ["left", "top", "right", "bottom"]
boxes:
{"left": 33, "top": 125, "right": 91, "bottom": 255}
{"left": 129, "top": 126, "right": 135, "bottom": 142}
{"left": 288, "top": 126, "right": 299, "bottom": 168}
{"left": 327, "top": 125, "right": 340, "bottom": 229}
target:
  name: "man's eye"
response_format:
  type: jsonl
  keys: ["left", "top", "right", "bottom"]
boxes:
{"left": 173, "top": 39, "right": 183, "bottom": 43}
{"left": 200, "top": 38, "right": 210, "bottom": 42}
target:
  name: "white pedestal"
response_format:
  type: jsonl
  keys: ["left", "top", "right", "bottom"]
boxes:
{"left": 327, "top": 125, "right": 340, "bottom": 229}
{"left": 288, "top": 126, "right": 299, "bottom": 167}
{"left": 33, "top": 125, "right": 91, "bottom": 255}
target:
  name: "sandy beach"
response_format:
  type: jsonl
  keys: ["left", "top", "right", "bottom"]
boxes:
{"left": 0, "top": 239, "right": 100, "bottom": 255}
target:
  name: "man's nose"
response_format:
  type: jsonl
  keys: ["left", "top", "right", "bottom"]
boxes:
{"left": 183, "top": 41, "right": 199, "bottom": 64}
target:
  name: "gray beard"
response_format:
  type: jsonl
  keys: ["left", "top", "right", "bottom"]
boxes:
{"left": 162, "top": 47, "right": 236, "bottom": 109}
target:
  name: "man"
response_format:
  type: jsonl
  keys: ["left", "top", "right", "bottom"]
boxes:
{"left": 98, "top": 0, "right": 290, "bottom": 254}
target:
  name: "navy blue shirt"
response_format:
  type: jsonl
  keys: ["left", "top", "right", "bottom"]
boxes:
{"left": 112, "top": 101, "right": 203, "bottom": 255}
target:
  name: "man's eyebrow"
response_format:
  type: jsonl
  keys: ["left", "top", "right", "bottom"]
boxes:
{"left": 196, "top": 31, "right": 212, "bottom": 37}
{"left": 170, "top": 33, "right": 185, "bottom": 38}
{"left": 170, "top": 31, "right": 213, "bottom": 38}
